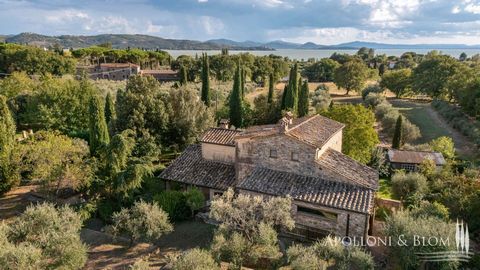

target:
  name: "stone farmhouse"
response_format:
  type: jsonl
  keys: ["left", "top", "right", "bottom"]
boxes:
{"left": 160, "top": 113, "right": 379, "bottom": 240}
{"left": 77, "top": 63, "right": 141, "bottom": 80}
{"left": 77, "top": 63, "right": 179, "bottom": 82}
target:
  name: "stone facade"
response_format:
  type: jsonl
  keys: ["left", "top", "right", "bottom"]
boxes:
{"left": 236, "top": 135, "right": 320, "bottom": 181}
{"left": 240, "top": 189, "right": 369, "bottom": 238}
{"left": 201, "top": 143, "right": 235, "bottom": 163}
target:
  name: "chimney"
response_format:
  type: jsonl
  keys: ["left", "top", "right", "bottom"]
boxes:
{"left": 219, "top": 119, "right": 230, "bottom": 129}
{"left": 280, "top": 111, "right": 294, "bottom": 132}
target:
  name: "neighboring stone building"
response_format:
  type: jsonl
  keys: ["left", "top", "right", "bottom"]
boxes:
{"left": 77, "top": 63, "right": 179, "bottom": 82}
{"left": 140, "top": 69, "right": 179, "bottom": 82}
{"left": 77, "top": 63, "right": 141, "bottom": 80}
{"left": 160, "top": 113, "right": 379, "bottom": 240}
{"left": 387, "top": 149, "right": 446, "bottom": 172}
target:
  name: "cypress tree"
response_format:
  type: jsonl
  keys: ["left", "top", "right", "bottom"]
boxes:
{"left": 297, "top": 80, "right": 309, "bottom": 117}
{"left": 201, "top": 53, "right": 210, "bottom": 106}
{"left": 392, "top": 115, "right": 403, "bottom": 149}
{"left": 267, "top": 73, "right": 275, "bottom": 104}
{"left": 284, "top": 63, "right": 299, "bottom": 111}
{"left": 105, "top": 92, "right": 116, "bottom": 125}
{"left": 0, "top": 95, "right": 17, "bottom": 193}
{"left": 89, "top": 95, "right": 110, "bottom": 156}
{"left": 229, "top": 64, "right": 244, "bottom": 128}
{"left": 281, "top": 83, "right": 288, "bottom": 110}
{"left": 179, "top": 65, "right": 188, "bottom": 86}
{"left": 241, "top": 67, "right": 246, "bottom": 98}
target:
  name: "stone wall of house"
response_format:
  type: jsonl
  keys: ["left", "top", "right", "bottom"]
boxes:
{"left": 238, "top": 189, "right": 369, "bottom": 238}
{"left": 202, "top": 143, "right": 235, "bottom": 163}
{"left": 294, "top": 201, "right": 368, "bottom": 238}
{"left": 235, "top": 134, "right": 321, "bottom": 181}
{"left": 316, "top": 129, "right": 342, "bottom": 159}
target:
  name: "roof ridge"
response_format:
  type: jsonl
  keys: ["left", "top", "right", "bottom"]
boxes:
{"left": 388, "top": 148, "right": 440, "bottom": 154}
{"left": 286, "top": 114, "right": 318, "bottom": 133}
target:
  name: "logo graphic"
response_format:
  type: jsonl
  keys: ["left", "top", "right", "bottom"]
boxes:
{"left": 416, "top": 220, "right": 472, "bottom": 263}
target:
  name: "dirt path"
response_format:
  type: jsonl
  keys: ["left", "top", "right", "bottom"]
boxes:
{"left": 424, "top": 105, "right": 478, "bottom": 159}
{"left": 0, "top": 185, "right": 39, "bottom": 221}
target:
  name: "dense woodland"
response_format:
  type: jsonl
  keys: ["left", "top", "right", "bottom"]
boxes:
{"left": 0, "top": 43, "right": 480, "bottom": 269}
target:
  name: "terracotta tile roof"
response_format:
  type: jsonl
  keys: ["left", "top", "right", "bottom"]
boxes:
{"left": 141, "top": 69, "right": 178, "bottom": 75}
{"left": 235, "top": 115, "right": 344, "bottom": 149}
{"left": 317, "top": 149, "right": 379, "bottom": 190}
{"left": 286, "top": 115, "right": 345, "bottom": 148}
{"left": 238, "top": 167, "right": 375, "bottom": 214}
{"left": 99, "top": 63, "right": 139, "bottom": 68}
{"left": 200, "top": 128, "right": 242, "bottom": 146}
{"left": 159, "top": 144, "right": 235, "bottom": 190}
{"left": 387, "top": 149, "right": 446, "bottom": 165}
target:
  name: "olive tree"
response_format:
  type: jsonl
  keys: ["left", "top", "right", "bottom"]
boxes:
{"left": 173, "top": 248, "right": 220, "bottom": 270}
{"left": 209, "top": 188, "right": 294, "bottom": 269}
{"left": 111, "top": 200, "right": 173, "bottom": 245}
{"left": 0, "top": 203, "right": 87, "bottom": 269}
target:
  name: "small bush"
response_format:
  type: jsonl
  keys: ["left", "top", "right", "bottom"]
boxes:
{"left": 153, "top": 190, "right": 190, "bottom": 221}
{"left": 364, "top": 93, "right": 386, "bottom": 108}
{"left": 361, "top": 84, "right": 383, "bottom": 100}
{"left": 173, "top": 248, "right": 220, "bottom": 270}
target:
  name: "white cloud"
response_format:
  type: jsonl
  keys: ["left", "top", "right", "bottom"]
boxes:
{"left": 198, "top": 16, "right": 225, "bottom": 35}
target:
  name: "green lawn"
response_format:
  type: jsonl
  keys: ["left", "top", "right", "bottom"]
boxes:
{"left": 389, "top": 100, "right": 451, "bottom": 144}
{"left": 378, "top": 178, "right": 395, "bottom": 200}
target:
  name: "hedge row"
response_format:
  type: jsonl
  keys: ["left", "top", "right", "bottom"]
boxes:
{"left": 432, "top": 100, "right": 480, "bottom": 147}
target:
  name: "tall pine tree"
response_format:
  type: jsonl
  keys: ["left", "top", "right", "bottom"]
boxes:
{"left": 267, "top": 73, "right": 275, "bottom": 104}
{"left": 283, "top": 63, "right": 299, "bottom": 111}
{"left": 392, "top": 115, "right": 403, "bottom": 149}
{"left": 0, "top": 95, "right": 18, "bottom": 194}
{"left": 105, "top": 92, "right": 116, "bottom": 125}
{"left": 229, "top": 63, "right": 244, "bottom": 128}
{"left": 89, "top": 95, "right": 110, "bottom": 156}
{"left": 201, "top": 53, "right": 210, "bottom": 106}
{"left": 297, "top": 80, "right": 309, "bottom": 117}
{"left": 179, "top": 65, "right": 188, "bottom": 86}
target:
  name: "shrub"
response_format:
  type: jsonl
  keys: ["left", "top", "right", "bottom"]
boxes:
{"left": 111, "top": 200, "right": 173, "bottom": 245}
{"left": 391, "top": 171, "right": 428, "bottom": 205}
{"left": 432, "top": 100, "right": 480, "bottom": 147}
{"left": 1, "top": 203, "right": 87, "bottom": 269}
{"left": 287, "top": 244, "right": 326, "bottom": 270}
{"left": 384, "top": 210, "right": 458, "bottom": 270}
{"left": 429, "top": 136, "right": 455, "bottom": 159}
{"left": 364, "top": 93, "right": 386, "bottom": 108}
{"left": 361, "top": 84, "right": 383, "bottom": 99}
{"left": 410, "top": 201, "right": 449, "bottom": 220}
{"left": 173, "top": 248, "right": 219, "bottom": 270}
{"left": 374, "top": 99, "right": 421, "bottom": 143}
{"left": 311, "top": 84, "right": 332, "bottom": 112}
{"left": 153, "top": 190, "right": 190, "bottom": 221}
{"left": 185, "top": 187, "right": 205, "bottom": 217}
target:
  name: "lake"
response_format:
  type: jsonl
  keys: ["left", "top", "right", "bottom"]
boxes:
{"left": 165, "top": 48, "right": 480, "bottom": 60}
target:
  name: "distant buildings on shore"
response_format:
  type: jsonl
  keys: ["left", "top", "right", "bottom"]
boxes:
{"left": 77, "top": 63, "right": 179, "bottom": 82}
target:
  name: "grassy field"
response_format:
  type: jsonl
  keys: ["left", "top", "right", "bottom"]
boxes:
{"left": 389, "top": 99, "right": 451, "bottom": 144}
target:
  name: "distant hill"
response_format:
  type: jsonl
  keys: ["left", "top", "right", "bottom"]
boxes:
{"left": 4, "top": 33, "right": 272, "bottom": 50}
{"left": 4, "top": 33, "right": 480, "bottom": 51}
{"left": 336, "top": 41, "right": 480, "bottom": 50}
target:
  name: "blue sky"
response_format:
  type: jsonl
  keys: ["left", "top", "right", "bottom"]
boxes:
{"left": 1, "top": 0, "right": 480, "bottom": 44}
